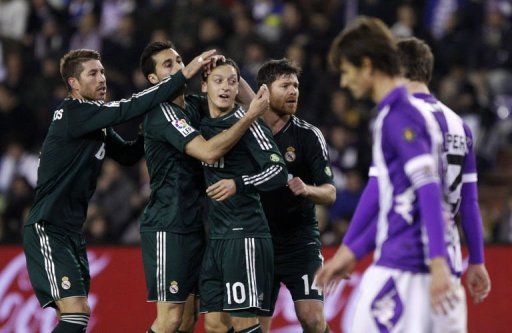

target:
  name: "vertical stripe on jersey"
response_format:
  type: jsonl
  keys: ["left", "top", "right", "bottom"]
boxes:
{"left": 372, "top": 106, "right": 393, "bottom": 262}
{"left": 34, "top": 224, "right": 60, "bottom": 301}
{"left": 244, "top": 238, "right": 257, "bottom": 307}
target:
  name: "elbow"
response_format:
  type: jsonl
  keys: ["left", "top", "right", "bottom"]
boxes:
{"left": 326, "top": 187, "right": 337, "bottom": 205}
{"left": 202, "top": 151, "right": 223, "bottom": 165}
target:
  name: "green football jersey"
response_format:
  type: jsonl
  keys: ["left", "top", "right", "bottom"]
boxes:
{"left": 26, "top": 72, "right": 187, "bottom": 233}
{"left": 200, "top": 106, "right": 288, "bottom": 239}
{"left": 140, "top": 95, "right": 207, "bottom": 233}
{"left": 259, "top": 116, "right": 335, "bottom": 253}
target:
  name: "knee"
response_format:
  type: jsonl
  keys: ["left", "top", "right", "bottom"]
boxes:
{"left": 298, "top": 312, "right": 325, "bottom": 333}
{"left": 204, "top": 320, "right": 228, "bottom": 333}
{"left": 179, "top": 312, "right": 197, "bottom": 332}
{"left": 155, "top": 311, "right": 182, "bottom": 332}
{"left": 57, "top": 297, "right": 90, "bottom": 315}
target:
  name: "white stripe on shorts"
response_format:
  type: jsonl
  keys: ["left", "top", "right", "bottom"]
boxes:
{"left": 34, "top": 223, "right": 60, "bottom": 300}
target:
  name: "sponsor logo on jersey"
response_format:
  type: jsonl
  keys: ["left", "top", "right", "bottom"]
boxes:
{"left": 285, "top": 146, "right": 296, "bottom": 162}
{"left": 173, "top": 119, "right": 194, "bottom": 137}
{"left": 61, "top": 276, "right": 71, "bottom": 290}
{"left": 325, "top": 166, "right": 332, "bottom": 177}
{"left": 403, "top": 128, "right": 416, "bottom": 142}
{"left": 270, "top": 153, "right": 281, "bottom": 162}
{"left": 169, "top": 281, "right": 179, "bottom": 294}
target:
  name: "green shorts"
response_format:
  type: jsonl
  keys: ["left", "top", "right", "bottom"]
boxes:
{"left": 23, "top": 221, "right": 90, "bottom": 309}
{"left": 141, "top": 231, "right": 205, "bottom": 302}
{"left": 261, "top": 244, "right": 324, "bottom": 316}
{"left": 199, "top": 237, "right": 274, "bottom": 316}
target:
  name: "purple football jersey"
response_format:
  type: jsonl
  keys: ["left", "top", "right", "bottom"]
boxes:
{"left": 372, "top": 86, "right": 445, "bottom": 273}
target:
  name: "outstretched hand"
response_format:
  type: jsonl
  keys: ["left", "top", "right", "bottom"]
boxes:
{"left": 182, "top": 49, "right": 217, "bottom": 79}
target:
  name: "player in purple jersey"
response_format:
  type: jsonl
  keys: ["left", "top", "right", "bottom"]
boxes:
{"left": 317, "top": 37, "right": 491, "bottom": 310}
{"left": 316, "top": 17, "right": 458, "bottom": 332}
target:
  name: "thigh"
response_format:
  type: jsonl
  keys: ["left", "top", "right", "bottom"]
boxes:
{"left": 23, "top": 222, "right": 88, "bottom": 309}
{"left": 199, "top": 240, "right": 224, "bottom": 313}
{"left": 351, "top": 265, "right": 406, "bottom": 333}
{"left": 278, "top": 246, "right": 324, "bottom": 303}
{"left": 142, "top": 231, "right": 205, "bottom": 302}
{"left": 221, "top": 238, "right": 274, "bottom": 313}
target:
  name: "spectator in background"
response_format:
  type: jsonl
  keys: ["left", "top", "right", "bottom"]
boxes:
{"left": 90, "top": 159, "right": 138, "bottom": 242}
{"left": 69, "top": 12, "right": 101, "bottom": 51}
{"left": 323, "top": 169, "right": 363, "bottom": 246}
{"left": 390, "top": 3, "right": 417, "bottom": 38}
{"left": 0, "top": 141, "right": 38, "bottom": 194}
{"left": 493, "top": 191, "right": 512, "bottom": 243}
{"left": 0, "top": 0, "right": 30, "bottom": 41}
{"left": 0, "top": 175, "right": 33, "bottom": 243}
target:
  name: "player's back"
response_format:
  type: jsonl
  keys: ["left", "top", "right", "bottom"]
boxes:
{"left": 200, "top": 106, "right": 287, "bottom": 240}
{"left": 27, "top": 98, "right": 108, "bottom": 233}
{"left": 412, "top": 92, "right": 476, "bottom": 275}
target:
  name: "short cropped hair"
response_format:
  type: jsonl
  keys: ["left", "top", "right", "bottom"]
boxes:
{"left": 328, "top": 16, "right": 400, "bottom": 76}
{"left": 202, "top": 58, "right": 240, "bottom": 82}
{"left": 139, "top": 40, "right": 176, "bottom": 82}
{"left": 256, "top": 58, "right": 301, "bottom": 87}
{"left": 60, "top": 49, "right": 101, "bottom": 91}
{"left": 397, "top": 37, "right": 434, "bottom": 84}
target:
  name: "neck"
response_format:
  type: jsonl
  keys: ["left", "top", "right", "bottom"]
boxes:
{"left": 172, "top": 94, "right": 185, "bottom": 108}
{"left": 207, "top": 100, "right": 234, "bottom": 118}
{"left": 405, "top": 80, "right": 430, "bottom": 95}
{"left": 371, "top": 73, "right": 402, "bottom": 104}
{"left": 70, "top": 90, "right": 84, "bottom": 100}
{"left": 263, "top": 110, "right": 290, "bottom": 135}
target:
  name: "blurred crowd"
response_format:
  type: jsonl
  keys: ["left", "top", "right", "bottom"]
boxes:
{"left": 1, "top": 0, "right": 512, "bottom": 245}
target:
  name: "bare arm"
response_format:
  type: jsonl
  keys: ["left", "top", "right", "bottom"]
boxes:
{"left": 288, "top": 178, "right": 336, "bottom": 205}
{"left": 184, "top": 85, "right": 268, "bottom": 164}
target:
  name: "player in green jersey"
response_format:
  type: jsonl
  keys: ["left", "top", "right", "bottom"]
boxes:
{"left": 22, "top": 48, "right": 215, "bottom": 333}
{"left": 138, "top": 41, "right": 270, "bottom": 333}
{"left": 199, "top": 59, "right": 288, "bottom": 333}
{"left": 256, "top": 59, "right": 336, "bottom": 333}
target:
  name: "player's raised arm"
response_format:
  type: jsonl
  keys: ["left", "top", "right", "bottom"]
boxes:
{"left": 184, "top": 85, "right": 269, "bottom": 164}
{"left": 66, "top": 50, "right": 217, "bottom": 138}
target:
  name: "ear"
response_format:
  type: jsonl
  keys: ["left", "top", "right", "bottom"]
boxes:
{"left": 68, "top": 77, "right": 80, "bottom": 91}
{"left": 361, "top": 57, "right": 373, "bottom": 75}
{"left": 201, "top": 81, "right": 207, "bottom": 93}
{"left": 148, "top": 74, "right": 159, "bottom": 85}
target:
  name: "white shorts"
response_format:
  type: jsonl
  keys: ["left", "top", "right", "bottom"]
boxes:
{"left": 350, "top": 265, "right": 467, "bottom": 333}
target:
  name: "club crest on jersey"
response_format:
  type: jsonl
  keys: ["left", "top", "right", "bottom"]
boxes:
{"left": 285, "top": 146, "right": 296, "bottom": 162}
{"left": 173, "top": 119, "right": 194, "bottom": 137}
{"left": 270, "top": 154, "right": 281, "bottom": 162}
{"left": 403, "top": 128, "right": 416, "bottom": 142}
{"left": 169, "top": 281, "right": 179, "bottom": 294}
{"left": 61, "top": 276, "right": 71, "bottom": 290}
{"left": 325, "top": 166, "right": 332, "bottom": 177}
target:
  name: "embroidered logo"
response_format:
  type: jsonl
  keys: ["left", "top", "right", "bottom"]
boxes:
{"left": 270, "top": 154, "right": 281, "bottom": 162}
{"left": 173, "top": 119, "right": 194, "bottom": 137}
{"left": 285, "top": 146, "right": 296, "bottom": 162}
{"left": 371, "top": 277, "right": 403, "bottom": 332}
{"left": 169, "top": 281, "right": 179, "bottom": 294}
{"left": 61, "top": 276, "right": 71, "bottom": 290}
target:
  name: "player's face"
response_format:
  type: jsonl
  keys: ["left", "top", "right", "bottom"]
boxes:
{"left": 269, "top": 74, "right": 299, "bottom": 116}
{"left": 76, "top": 60, "right": 107, "bottom": 101}
{"left": 151, "top": 48, "right": 184, "bottom": 82}
{"left": 202, "top": 64, "right": 239, "bottom": 113}
{"left": 338, "top": 58, "right": 371, "bottom": 100}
